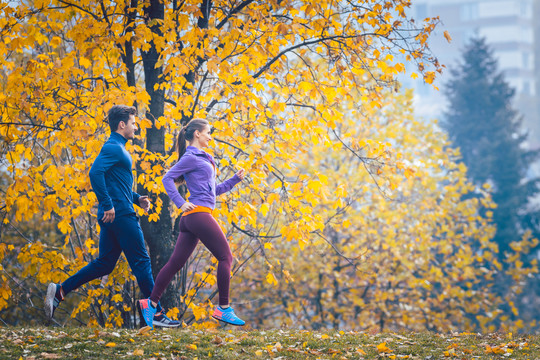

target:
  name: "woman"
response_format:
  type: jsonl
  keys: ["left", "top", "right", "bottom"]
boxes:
{"left": 138, "top": 118, "right": 246, "bottom": 328}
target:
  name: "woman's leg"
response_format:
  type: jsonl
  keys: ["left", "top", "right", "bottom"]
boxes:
{"left": 184, "top": 212, "right": 233, "bottom": 306}
{"left": 149, "top": 218, "right": 199, "bottom": 304}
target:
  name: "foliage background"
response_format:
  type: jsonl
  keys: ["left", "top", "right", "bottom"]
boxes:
{"left": 0, "top": 0, "right": 537, "bottom": 332}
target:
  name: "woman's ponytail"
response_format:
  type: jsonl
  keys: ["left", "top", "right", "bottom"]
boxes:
{"left": 176, "top": 126, "right": 188, "bottom": 160}
{"left": 175, "top": 118, "right": 209, "bottom": 183}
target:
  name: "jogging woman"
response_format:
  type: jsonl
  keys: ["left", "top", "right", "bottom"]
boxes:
{"left": 138, "top": 118, "right": 245, "bottom": 328}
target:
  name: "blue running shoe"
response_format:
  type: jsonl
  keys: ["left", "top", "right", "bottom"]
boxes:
{"left": 138, "top": 299, "right": 157, "bottom": 329}
{"left": 154, "top": 310, "right": 181, "bottom": 328}
{"left": 212, "top": 306, "right": 245, "bottom": 326}
{"left": 44, "top": 283, "right": 63, "bottom": 320}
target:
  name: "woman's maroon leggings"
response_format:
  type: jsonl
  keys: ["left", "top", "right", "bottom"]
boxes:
{"left": 149, "top": 212, "right": 233, "bottom": 306}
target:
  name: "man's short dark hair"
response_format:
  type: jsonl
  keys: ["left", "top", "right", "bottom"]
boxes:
{"left": 108, "top": 105, "right": 137, "bottom": 132}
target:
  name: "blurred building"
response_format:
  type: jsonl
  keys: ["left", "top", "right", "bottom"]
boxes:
{"left": 407, "top": 0, "right": 540, "bottom": 157}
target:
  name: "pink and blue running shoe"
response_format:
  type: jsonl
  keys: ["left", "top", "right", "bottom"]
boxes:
{"left": 138, "top": 298, "right": 157, "bottom": 329}
{"left": 212, "top": 306, "right": 245, "bottom": 326}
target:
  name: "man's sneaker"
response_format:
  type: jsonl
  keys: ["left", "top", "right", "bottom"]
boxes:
{"left": 212, "top": 306, "right": 245, "bottom": 326}
{"left": 44, "top": 283, "right": 63, "bottom": 320}
{"left": 138, "top": 298, "right": 157, "bottom": 329}
{"left": 154, "top": 310, "right": 181, "bottom": 328}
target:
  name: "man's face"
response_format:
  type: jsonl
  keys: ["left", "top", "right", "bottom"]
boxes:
{"left": 118, "top": 115, "right": 137, "bottom": 140}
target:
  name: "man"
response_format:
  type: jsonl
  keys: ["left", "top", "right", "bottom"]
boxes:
{"left": 44, "top": 105, "right": 179, "bottom": 328}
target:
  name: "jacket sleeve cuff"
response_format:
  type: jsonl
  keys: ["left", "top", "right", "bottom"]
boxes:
{"left": 102, "top": 200, "right": 114, "bottom": 212}
{"left": 132, "top": 192, "right": 141, "bottom": 205}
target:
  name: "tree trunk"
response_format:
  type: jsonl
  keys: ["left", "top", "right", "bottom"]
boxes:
{"left": 137, "top": 0, "right": 180, "bottom": 310}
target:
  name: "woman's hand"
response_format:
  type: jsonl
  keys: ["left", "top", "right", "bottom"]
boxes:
{"left": 181, "top": 202, "right": 197, "bottom": 212}
{"left": 236, "top": 168, "right": 246, "bottom": 180}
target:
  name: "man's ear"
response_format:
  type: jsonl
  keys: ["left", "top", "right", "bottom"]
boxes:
{"left": 118, "top": 121, "right": 126, "bottom": 129}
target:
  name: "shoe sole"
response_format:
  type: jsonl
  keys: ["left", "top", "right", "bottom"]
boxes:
{"left": 44, "top": 283, "right": 56, "bottom": 320}
{"left": 212, "top": 314, "right": 245, "bottom": 326}
{"left": 153, "top": 320, "right": 181, "bottom": 328}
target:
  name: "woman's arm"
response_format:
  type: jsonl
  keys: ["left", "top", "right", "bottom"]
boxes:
{"left": 162, "top": 155, "right": 197, "bottom": 208}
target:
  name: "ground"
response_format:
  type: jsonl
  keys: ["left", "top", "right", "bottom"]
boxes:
{"left": 1, "top": 326, "right": 539, "bottom": 359}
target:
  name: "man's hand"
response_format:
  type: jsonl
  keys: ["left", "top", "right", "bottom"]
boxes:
{"left": 139, "top": 195, "right": 151, "bottom": 212}
{"left": 181, "top": 202, "right": 197, "bottom": 212}
{"left": 236, "top": 168, "right": 246, "bottom": 180}
{"left": 102, "top": 207, "right": 115, "bottom": 223}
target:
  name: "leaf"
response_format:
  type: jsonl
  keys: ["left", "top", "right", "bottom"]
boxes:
{"left": 105, "top": 342, "right": 116, "bottom": 347}
{"left": 444, "top": 30, "right": 452, "bottom": 43}
{"left": 137, "top": 326, "right": 152, "bottom": 335}
{"left": 266, "top": 272, "right": 278, "bottom": 286}
{"left": 133, "top": 349, "right": 144, "bottom": 356}
{"left": 40, "top": 354, "right": 60, "bottom": 359}
{"left": 377, "top": 342, "right": 392, "bottom": 353}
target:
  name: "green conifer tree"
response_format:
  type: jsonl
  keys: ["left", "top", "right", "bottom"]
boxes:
{"left": 442, "top": 36, "right": 540, "bottom": 256}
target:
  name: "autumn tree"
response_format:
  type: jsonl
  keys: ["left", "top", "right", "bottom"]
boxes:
{"left": 231, "top": 88, "right": 538, "bottom": 332}
{"left": 1, "top": 0, "right": 446, "bottom": 327}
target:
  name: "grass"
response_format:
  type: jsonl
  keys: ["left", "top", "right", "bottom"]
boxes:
{"left": 1, "top": 326, "right": 539, "bottom": 359}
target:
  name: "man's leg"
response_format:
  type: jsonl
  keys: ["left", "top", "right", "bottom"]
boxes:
{"left": 112, "top": 215, "right": 155, "bottom": 299}
{"left": 45, "top": 220, "right": 122, "bottom": 320}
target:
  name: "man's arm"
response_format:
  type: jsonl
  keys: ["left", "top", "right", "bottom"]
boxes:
{"left": 132, "top": 192, "right": 141, "bottom": 205}
{"left": 89, "top": 144, "right": 118, "bottom": 214}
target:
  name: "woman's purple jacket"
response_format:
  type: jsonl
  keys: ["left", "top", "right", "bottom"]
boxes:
{"left": 162, "top": 146, "right": 241, "bottom": 210}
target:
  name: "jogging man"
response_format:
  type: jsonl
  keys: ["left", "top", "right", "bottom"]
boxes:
{"left": 44, "top": 105, "right": 179, "bottom": 328}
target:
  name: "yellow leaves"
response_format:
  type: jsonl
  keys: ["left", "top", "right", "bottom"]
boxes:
{"left": 166, "top": 307, "right": 180, "bottom": 320}
{"left": 79, "top": 57, "right": 92, "bottom": 69}
{"left": 377, "top": 342, "right": 392, "bottom": 353}
{"left": 132, "top": 349, "right": 144, "bottom": 356}
{"left": 266, "top": 272, "right": 278, "bottom": 286}
{"left": 260, "top": 203, "right": 270, "bottom": 216}
{"left": 57, "top": 219, "right": 72, "bottom": 234}
{"left": 444, "top": 30, "right": 452, "bottom": 43}
{"left": 404, "top": 168, "right": 415, "bottom": 179}
{"left": 189, "top": 302, "right": 208, "bottom": 320}
{"left": 484, "top": 344, "right": 506, "bottom": 354}
{"left": 105, "top": 342, "right": 116, "bottom": 347}
{"left": 424, "top": 71, "right": 436, "bottom": 84}
{"left": 137, "top": 326, "right": 152, "bottom": 336}
{"left": 356, "top": 348, "right": 367, "bottom": 355}
{"left": 186, "top": 344, "right": 197, "bottom": 350}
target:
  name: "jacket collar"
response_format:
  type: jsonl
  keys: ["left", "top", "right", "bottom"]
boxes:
{"left": 111, "top": 131, "right": 128, "bottom": 145}
{"left": 186, "top": 146, "right": 215, "bottom": 168}
{"left": 186, "top": 146, "right": 208, "bottom": 156}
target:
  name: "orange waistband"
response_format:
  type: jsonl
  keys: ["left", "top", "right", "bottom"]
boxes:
{"left": 182, "top": 206, "right": 213, "bottom": 216}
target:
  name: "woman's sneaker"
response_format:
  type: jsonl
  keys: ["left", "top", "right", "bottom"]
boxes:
{"left": 44, "top": 283, "right": 63, "bottom": 320}
{"left": 212, "top": 306, "right": 245, "bottom": 326}
{"left": 153, "top": 310, "right": 181, "bottom": 328}
{"left": 138, "top": 299, "right": 157, "bottom": 329}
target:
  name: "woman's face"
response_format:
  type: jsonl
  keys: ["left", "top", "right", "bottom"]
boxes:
{"left": 195, "top": 124, "right": 212, "bottom": 148}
